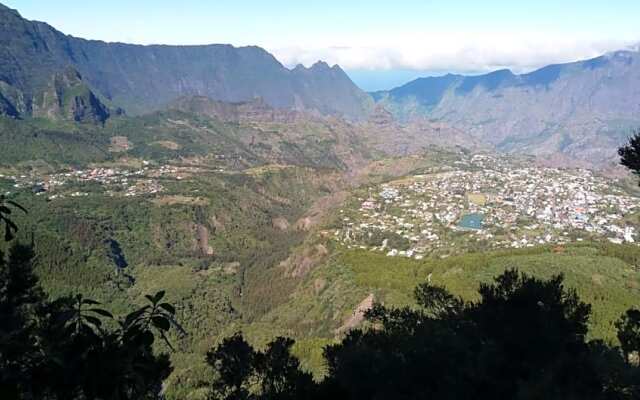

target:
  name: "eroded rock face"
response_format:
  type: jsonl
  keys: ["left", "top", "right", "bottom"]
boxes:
{"left": 335, "top": 293, "right": 375, "bottom": 336}
{"left": 15, "top": 67, "right": 113, "bottom": 123}
{"left": 0, "top": 81, "right": 25, "bottom": 118}
{"left": 109, "top": 136, "right": 131, "bottom": 152}
{"left": 66, "top": 87, "right": 110, "bottom": 123}
{"left": 367, "top": 104, "right": 394, "bottom": 126}
{"left": 0, "top": 93, "right": 19, "bottom": 118}
{"left": 281, "top": 244, "right": 329, "bottom": 277}
{"left": 272, "top": 217, "right": 290, "bottom": 231}
{"left": 196, "top": 224, "right": 214, "bottom": 256}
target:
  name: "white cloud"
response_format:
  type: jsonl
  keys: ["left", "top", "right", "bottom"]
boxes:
{"left": 267, "top": 31, "right": 638, "bottom": 74}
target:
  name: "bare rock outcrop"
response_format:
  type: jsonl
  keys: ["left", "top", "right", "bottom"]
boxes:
{"left": 196, "top": 224, "right": 214, "bottom": 256}
{"left": 281, "top": 244, "right": 329, "bottom": 277}
{"left": 335, "top": 293, "right": 375, "bottom": 336}
{"left": 272, "top": 217, "right": 290, "bottom": 231}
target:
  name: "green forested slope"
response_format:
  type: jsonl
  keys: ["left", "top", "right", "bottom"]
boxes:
{"left": 253, "top": 243, "right": 640, "bottom": 379}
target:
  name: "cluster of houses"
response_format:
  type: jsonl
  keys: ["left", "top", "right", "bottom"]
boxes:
{"left": 4, "top": 163, "right": 204, "bottom": 200}
{"left": 335, "top": 154, "right": 640, "bottom": 258}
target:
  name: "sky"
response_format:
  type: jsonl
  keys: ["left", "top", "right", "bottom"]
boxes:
{"left": 4, "top": 0, "right": 640, "bottom": 90}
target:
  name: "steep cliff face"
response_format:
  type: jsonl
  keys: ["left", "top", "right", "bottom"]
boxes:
{"left": 31, "top": 68, "right": 111, "bottom": 123}
{"left": 0, "top": 65, "right": 113, "bottom": 124}
{"left": 0, "top": 4, "right": 371, "bottom": 119}
{"left": 374, "top": 50, "right": 640, "bottom": 166}
{"left": 0, "top": 82, "right": 21, "bottom": 118}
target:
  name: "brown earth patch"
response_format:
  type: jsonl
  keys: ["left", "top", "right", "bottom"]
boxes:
{"left": 335, "top": 293, "right": 375, "bottom": 337}
{"left": 295, "top": 191, "right": 348, "bottom": 231}
{"left": 109, "top": 136, "right": 131, "bottom": 152}
{"left": 272, "top": 217, "right": 290, "bottom": 231}
{"left": 313, "top": 278, "right": 327, "bottom": 295}
{"left": 591, "top": 274, "right": 604, "bottom": 286}
{"left": 153, "top": 140, "right": 181, "bottom": 150}
{"left": 282, "top": 244, "right": 329, "bottom": 277}
{"left": 152, "top": 195, "right": 209, "bottom": 206}
{"left": 210, "top": 214, "right": 225, "bottom": 231}
{"left": 223, "top": 262, "right": 240, "bottom": 275}
{"left": 195, "top": 224, "right": 214, "bottom": 256}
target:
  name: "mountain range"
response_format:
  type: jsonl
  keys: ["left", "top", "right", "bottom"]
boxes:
{"left": 1, "top": 1, "right": 640, "bottom": 168}
{"left": 0, "top": 3, "right": 371, "bottom": 120}
{"left": 373, "top": 50, "right": 640, "bottom": 166}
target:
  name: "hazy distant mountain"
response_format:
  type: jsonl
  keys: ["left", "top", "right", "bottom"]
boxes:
{"left": 0, "top": 3, "right": 372, "bottom": 119}
{"left": 373, "top": 50, "right": 640, "bottom": 166}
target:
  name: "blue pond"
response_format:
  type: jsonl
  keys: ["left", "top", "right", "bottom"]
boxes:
{"left": 458, "top": 213, "right": 484, "bottom": 230}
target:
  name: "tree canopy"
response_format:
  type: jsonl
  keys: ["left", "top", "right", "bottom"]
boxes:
{"left": 619, "top": 128, "right": 640, "bottom": 180}
{"left": 0, "top": 203, "right": 179, "bottom": 400}
{"left": 206, "top": 270, "right": 640, "bottom": 400}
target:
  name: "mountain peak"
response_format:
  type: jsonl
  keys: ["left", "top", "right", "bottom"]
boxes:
{"left": 489, "top": 68, "right": 515, "bottom": 76}
{"left": 311, "top": 61, "right": 331, "bottom": 71}
{"left": 292, "top": 61, "right": 345, "bottom": 74}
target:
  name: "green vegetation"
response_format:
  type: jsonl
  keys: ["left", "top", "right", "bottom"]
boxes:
{"left": 1, "top": 114, "right": 640, "bottom": 398}
{"left": 0, "top": 105, "right": 371, "bottom": 398}
{"left": 2, "top": 154, "right": 640, "bottom": 397}
{"left": 233, "top": 241, "right": 640, "bottom": 387}
{"left": 619, "top": 127, "right": 640, "bottom": 181}
{"left": 0, "top": 117, "right": 112, "bottom": 168}
{"left": 0, "top": 107, "right": 364, "bottom": 171}
{"left": 331, "top": 244, "right": 640, "bottom": 341}
{"left": 1, "top": 161, "right": 334, "bottom": 398}
{"left": 204, "top": 270, "right": 640, "bottom": 399}
{"left": 1, "top": 9, "right": 640, "bottom": 395}
{"left": 355, "top": 229, "right": 412, "bottom": 250}
{"left": 0, "top": 209, "right": 178, "bottom": 399}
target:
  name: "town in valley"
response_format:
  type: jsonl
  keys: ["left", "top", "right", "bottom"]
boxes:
{"left": 334, "top": 153, "right": 640, "bottom": 258}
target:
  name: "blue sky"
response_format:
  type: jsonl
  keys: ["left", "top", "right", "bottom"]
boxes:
{"left": 4, "top": 0, "right": 640, "bottom": 90}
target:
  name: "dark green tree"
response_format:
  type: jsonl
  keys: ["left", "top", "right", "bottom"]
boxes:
{"left": 618, "top": 128, "right": 640, "bottom": 180}
{"left": 467, "top": 271, "right": 598, "bottom": 399}
{"left": 0, "top": 244, "right": 46, "bottom": 399}
{"left": 256, "top": 337, "right": 315, "bottom": 400}
{"left": 34, "top": 291, "right": 176, "bottom": 400}
{"left": 206, "top": 334, "right": 314, "bottom": 400}
{"left": 0, "top": 194, "right": 27, "bottom": 241}
{"left": 207, "top": 333, "right": 257, "bottom": 400}
{"left": 0, "top": 200, "right": 178, "bottom": 400}
{"left": 208, "top": 269, "right": 639, "bottom": 400}
{"left": 616, "top": 309, "right": 640, "bottom": 362}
